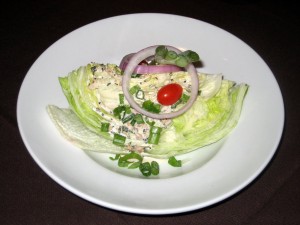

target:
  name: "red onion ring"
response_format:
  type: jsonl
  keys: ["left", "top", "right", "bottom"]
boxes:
{"left": 122, "top": 45, "right": 199, "bottom": 119}
{"left": 119, "top": 53, "right": 183, "bottom": 74}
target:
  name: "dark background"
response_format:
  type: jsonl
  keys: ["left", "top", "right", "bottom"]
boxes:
{"left": 1, "top": 0, "right": 299, "bottom": 224}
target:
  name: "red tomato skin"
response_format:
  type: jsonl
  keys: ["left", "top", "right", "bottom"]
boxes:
{"left": 157, "top": 83, "right": 183, "bottom": 106}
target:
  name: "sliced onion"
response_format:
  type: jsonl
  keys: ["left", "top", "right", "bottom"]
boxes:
{"left": 119, "top": 53, "right": 183, "bottom": 74}
{"left": 122, "top": 45, "right": 199, "bottom": 119}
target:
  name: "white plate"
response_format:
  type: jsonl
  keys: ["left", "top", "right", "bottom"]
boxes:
{"left": 17, "top": 13, "right": 284, "bottom": 215}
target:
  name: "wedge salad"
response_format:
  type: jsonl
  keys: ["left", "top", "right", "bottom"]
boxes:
{"left": 47, "top": 45, "right": 248, "bottom": 176}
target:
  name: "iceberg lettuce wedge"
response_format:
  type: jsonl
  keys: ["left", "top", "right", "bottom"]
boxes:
{"left": 47, "top": 63, "right": 248, "bottom": 158}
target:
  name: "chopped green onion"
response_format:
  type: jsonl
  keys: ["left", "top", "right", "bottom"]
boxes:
{"left": 122, "top": 113, "right": 134, "bottom": 124}
{"left": 142, "top": 100, "right": 161, "bottom": 113}
{"left": 120, "top": 151, "right": 143, "bottom": 162}
{"left": 151, "top": 161, "right": 159, "bottom": 175}
{"left": 118, "top": 152, "right": 143, "bottom": 168}
{"left": 128, "top": 162, "right": 141, "bottom": 169}
{"left": 145, "top": 117, "right": 155, "bottom": 126}
{"left": 135, "top": 90, "right": 144, "bottom": 99}
{"left": 150, "top": 126, "right": 162, "bottom": 134}
{"left": 118, "top": 158, "right": 130, "bottom": 167}
{"left": 138, "top": 161, "right": 159, "bottom": 176}
{"left": 171, "top": 93, "right": 190, "bottom": 109}
{"left": 129, "top": 85, "right": 141, "bottom": 95}
{"left": 120, "top": 111, "right": 126, "bottom": 120}
{"left": 148, "top": 126, "right": 162, "bottom": 144}
{"left": 153, "top": 104, "right": 161, "bottom": 113}
{"left": 109, "top": 154, "right": 120, "bottom": 161}
{"left": 113, "top": 133, "right": 126, "bottom": 146}
{"left": 155, "top": 45, "right": 168, "bottom": 58}
{"left": 181, "top": 50, "right": 200, "bottom": 62}
{"left": 119, "top": 93, "right": 124, "bottom": 105}
{"left": 130, "top": 118, "right": 136, "bottom": 126}
{"left": 125, "top": 105, "right": 131, "bottom": 114}
{"left": 181, "top": 93, "right": 190, "bottom": 103}
{"left": 113, "top": 105, "right": 131, "bottom": 119}
{"left": 113, "top": 105, "right": 125, "bottom": 119}
{"left": 134, "top": 114, "right": 144, "bottom": 124}
{"left": 100, "top": 122, "right": 110, "bottom": 132}
{"left": 110, "top": 152, "right": 161, "bottom": 177}
{"left": 148, "top": 134, "right": 160, "bottom": 144}
{"left": 165, "top": 50, "right": 178, "bottom": 60}
{"left": 139, "top": 162, "right": 152, "bottom": 177}
{"left": 154, "top": 45, "right": 200, "bottom": 68}
{"left": 175, "top": 56, "right": 188, "bottom": 67}
{"left": 171, "top": 100, "right": 180, "bottom": 109}
{"left": 168, "top": 156, "right": 182, "bottom": 167}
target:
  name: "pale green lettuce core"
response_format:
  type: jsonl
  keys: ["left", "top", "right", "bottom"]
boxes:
{"left": 47, "top": 63, "right": 248, "bottom": 158}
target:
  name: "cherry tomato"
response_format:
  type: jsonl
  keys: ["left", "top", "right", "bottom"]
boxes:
{"left": 157, "top": 83, "right": 183, "bottom": 106}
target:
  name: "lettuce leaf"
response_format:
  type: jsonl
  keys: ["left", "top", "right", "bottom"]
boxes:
{"left": 47, "top": 105, "right": 125, "bottom": 154}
